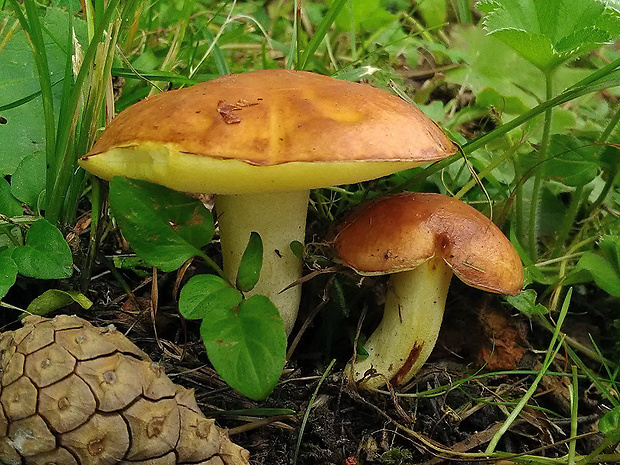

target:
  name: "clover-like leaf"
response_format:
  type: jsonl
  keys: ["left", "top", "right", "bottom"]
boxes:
{"left": 477, "top": 0, "right": 619, "bottom": 72}
{"left": 12, "top": 219, "right": 72, "bottom": 279}
{"left": 109, "top": 177, "right": 214, "bottom": 272}
{"left": 200, "top": 295, "right": 286, "bottom": 400}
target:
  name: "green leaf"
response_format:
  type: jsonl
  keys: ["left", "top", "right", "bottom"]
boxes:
{"left": 477, "top": 0, "right": 618, "bottom": 72}
{"left": 109, "top": 177, "right": 214, "bottom": 272}
{"left": 544, "top": 135, "right": 599, "bottom": 187}
{"left": 27, "top": 289, "right": 92, "bottom": 316}
{"left": 417, "top": 0, "right": 447, "bottom": 29}
{"left": 0, "top": 7, "right": 87, "bottom": 174}
{"left": 12, "top": 219, "right": 72, "bottom": 279}
{"left": 575, "top": 235, "right": 620, "bottom": 297}
{"left": 200, "top": 295, "right": 286, "bottom": 400}
{"left": 332, "top": 0, "right": 396, "bottom": 31}
{"left": 236, "top": 232, "right": 263, "bottom": 293}
{"left": 0, "top": 250, "right": 18, "bottom": 300}
{"left": 290, "top": 240, "right": 304, "bottom": 260}
{"left": 179, "top": 274, "right": 242, "bottom": 320}
{"left": 11, "top": 151, "right": 46, "bottom": 208}
{"left": 599, "top": 405, "right": 620, "bottom": 442}
{"left": 505, "top": 289, "right": 548, "bottom": 315}
{"left": 0, "top": 178, "right": 23, "bottom": 217}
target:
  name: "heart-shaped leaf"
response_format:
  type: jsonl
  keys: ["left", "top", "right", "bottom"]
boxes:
{"left": 109, "top": 176, "right": 214, "bottom": 271}
{"left": 179, "top": 274, "right": 242, "bottom": 320}
{"left": 200, "top": 295, "right": 286, "bottom": 400}
{"left": 12, "top": 219, "right": 72, "bottom": 279}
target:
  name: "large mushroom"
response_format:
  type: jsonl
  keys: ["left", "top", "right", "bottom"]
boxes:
{"left": 79, "top": 70, "right": 456, "bottom": 335}
{"left": 334, "top": 192, "right": 524, "bottom": 389}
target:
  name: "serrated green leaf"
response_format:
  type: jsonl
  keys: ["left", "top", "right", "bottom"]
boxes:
{"left": 0, "top": 249, "right": 18, "bottom": 300}
{"left": 236, "top": 232, "right": 263, "bottom": 293}
{"left": 179, "top": 274, "right": 242, "bottom": 320}
{"left": 505, "top": 289, "right": 548, "bottom": 315}
{"left": 12, "top": 219, "right": 72, "bottom": 279}
{"left": 478, "top": 0, "right": 617, "bottom": 72}
{"left": 27, "top": 289, "right": 92, "bottom": 316}
{"left": 200, "top": 295, "right": 286, "bottom": 400}
{"left": 599, "top": 405, "right": 620, "bottom": 442}
{"left": 0, "top": 178, "right": 23, "bottom": 217}
{"left": 11, "top": 151, "right": 46, "bottom": 208}
{"left": 544, "top": 135, "right": 598, "bottom": 186}
{"left": 109, "top": 177, "right": 214, "bottom": 272}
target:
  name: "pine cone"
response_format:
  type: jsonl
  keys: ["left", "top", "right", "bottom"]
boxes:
{"left": 0, "top": 314, "right": 250, "bottom": 465}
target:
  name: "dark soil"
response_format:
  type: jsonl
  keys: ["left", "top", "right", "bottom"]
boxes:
{"left": 10, "top": 250, "right": 609, "bottom": 465}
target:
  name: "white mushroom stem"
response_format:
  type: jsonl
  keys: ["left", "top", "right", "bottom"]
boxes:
{"left": 215, "top": 191, "right": 310, "bottom": 335}
{"left": 350, "top": 256, "right": 453, "bottom": 389}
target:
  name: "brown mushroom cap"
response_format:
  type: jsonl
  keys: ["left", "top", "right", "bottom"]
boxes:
{"left": 334, "top": 192, "right": 524, "bottom": 296}
{"left": 79, "top": 70, "right": 456, "bottom": 194}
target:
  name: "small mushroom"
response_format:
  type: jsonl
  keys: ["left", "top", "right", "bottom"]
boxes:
{"left": 334, "top": 192, "right": 524, "bottom": 389}
{"left": 79, "top": 70, "right": 456, "bottom": 335}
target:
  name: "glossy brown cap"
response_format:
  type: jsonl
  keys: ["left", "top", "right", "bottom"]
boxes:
{"left": 79, "top": 70, "right": 456, "bottom": 194}
{"left": 86, "top": 70, "right": 455, "bottom": 164}
{"left": 334, "top": 192, "right": 524, "bottom": 296}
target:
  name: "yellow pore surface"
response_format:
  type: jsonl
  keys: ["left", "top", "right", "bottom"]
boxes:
{"left": 81, "top": 70, "right": 456, "bottom": 194}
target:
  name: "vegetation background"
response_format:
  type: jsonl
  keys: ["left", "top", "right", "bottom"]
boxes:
{"left": 0, "top": 0, "right": 620, "bottom": 463}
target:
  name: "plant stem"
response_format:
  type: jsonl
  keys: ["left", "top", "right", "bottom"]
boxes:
{"left": 454, "top": 140, "right": 520, "bottom": 200}
{"left": 394, "top": 57, "right": 620, "bottom": 193}
{"left": 567, "top": 366, "right": 578, "bottom": 465}
{"left": 46, "top": 0, "right": 122, "bottom": 226}
{"left": 589, "top": 105, "right": 620, "bottom": 210}
{"left": 527, "top": 70, "right": 555, "bottom": 261}
{"left": 553, "top": 185, "right": 584, "bottom": 258}
{"left": 485, "top": 289, "right": 572, "bottom": 454}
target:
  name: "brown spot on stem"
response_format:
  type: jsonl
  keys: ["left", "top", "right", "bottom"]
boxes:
{"left": 391, "top": 343, "right": 424, "bottom": 385}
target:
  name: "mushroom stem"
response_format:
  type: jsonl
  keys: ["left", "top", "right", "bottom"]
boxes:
{"left": 350, "top": 257, "right": 453, "bottom": 389}
{"left": 215, "top": 191, "right": 310, "bottom": 335}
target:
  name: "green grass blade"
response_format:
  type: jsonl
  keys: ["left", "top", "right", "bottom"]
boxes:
{"left": 46, "top": 0, "right": 121, "bottom": 225}
{"left": 485, "top": 288, "right": 573, "bottom": 454}
{"left": 285, "top": 0, "right": 299, "bottom": 69}
{"left": 299, "top": 0, "right": 347, "bottom": 70}
{"left": 203, "top": 27, "right": 230, "bottom": 76}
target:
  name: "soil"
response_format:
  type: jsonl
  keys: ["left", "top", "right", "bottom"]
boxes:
{"left": 3, "top": 250, "right": 611, "bottom": 465}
